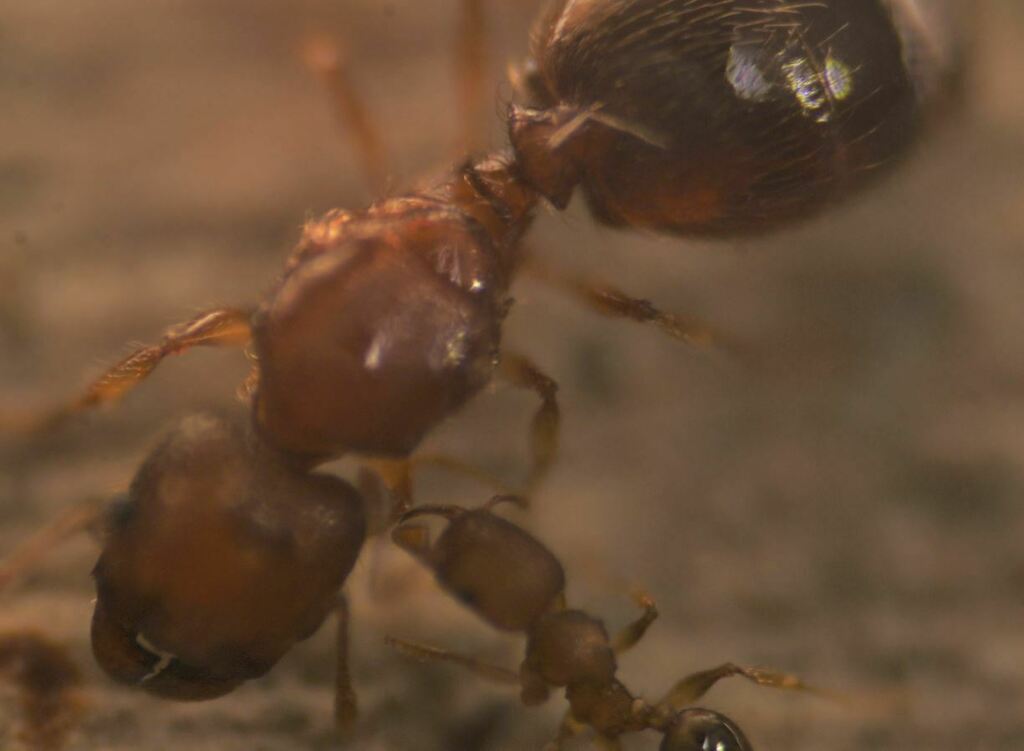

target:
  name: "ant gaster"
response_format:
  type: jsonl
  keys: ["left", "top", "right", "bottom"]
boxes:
{"left": 389, "top": 498, "right": 827, "bottom": 749}
{"left": 0, "top": 0, "right": 959, "bottom": 741}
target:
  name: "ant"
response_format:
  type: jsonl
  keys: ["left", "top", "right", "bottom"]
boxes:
{"left": 0, "top": 0, "right": 960, "bottom": 490}
{"left": 387, "top": 497, "right": 833, "bottom": 750}
{"left": 0, "top": 0, "right": 960, "bottom": 744}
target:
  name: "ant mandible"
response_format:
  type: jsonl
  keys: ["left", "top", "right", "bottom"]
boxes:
{"left": 0, "top": 0, "right": 959, "bottom": 744}
{"left": 388, "top": 497, "right": 836, "bottom": 750}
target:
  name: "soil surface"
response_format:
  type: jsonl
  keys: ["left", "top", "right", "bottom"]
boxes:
{"left": 1, "top": 2, "right": 1022, "bottom": 750}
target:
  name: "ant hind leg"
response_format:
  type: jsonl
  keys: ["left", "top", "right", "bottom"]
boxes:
{"left": 522, "top": 259, "right": 749, "bottom": 358}
{"left": 303, "top": 35, "right": 389, "bottom": 194}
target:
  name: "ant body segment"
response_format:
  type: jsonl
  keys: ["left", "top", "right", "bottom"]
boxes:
{"left": 0, "top": 0, "right": 960, "bottom": 745}
{"left": 389, "top": 498, "right": 825, "bottom": 750}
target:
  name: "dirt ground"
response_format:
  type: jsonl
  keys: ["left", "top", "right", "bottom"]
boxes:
{"left": 1, "top": 1, "right": 1022, "bottom": 750}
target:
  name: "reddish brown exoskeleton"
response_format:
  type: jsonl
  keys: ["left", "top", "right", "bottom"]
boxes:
{"left": 0, "top": 0, "right": 960, "bottom": 742}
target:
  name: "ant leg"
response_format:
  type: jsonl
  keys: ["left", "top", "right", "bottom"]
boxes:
{"left": 384, "top": 635, "right": 520, "bottom": 685}
{"left": 303, "top": 35, "right": 388, "bottom": 194}
{"left": 0, "top": 496, "right": 108, "bottom": 592}
{"left": 455, "top": 0, "right": 486, "bottom": 152}
{"left": 660, "top": 662, "right": 835, "bottom": 710}
{"left": 334, "top": 594, "right": 358, "bottom": 730}
{"left": 1, "top": 307, "right": 251, "bottom": 434}
{"left": 612, "top": 591, "right": 659, "bottom": 655}
{"left": 499, "top": 352, "right": 560, "bottom": 495}
{"left": 523, "top": 259, "right": 737, "bottom": 354}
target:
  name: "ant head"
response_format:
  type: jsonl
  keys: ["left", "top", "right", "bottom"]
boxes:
{"left": 253, "top": 208, "right": 503, "bottom": 460}
{"left": 661, "top": 708, "right": 753, "bottom": 751}
{"left": 511, "top": 0, "right": 959, "bottom": 235}
{"left": 394, "top": 502, "right": 566, "bottom": 632}
{"left": 91, "top": 413, "right": 365, "bottom": 699}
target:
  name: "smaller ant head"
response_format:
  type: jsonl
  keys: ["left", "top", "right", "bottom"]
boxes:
{"left": 91, "top": 413, "right": 365, "bottom": 699}
{"left": 661, "top": 708, "right": 753, "bottom": 751}
{"left": 392, "top": 499, "right": 565, "bottom": 632}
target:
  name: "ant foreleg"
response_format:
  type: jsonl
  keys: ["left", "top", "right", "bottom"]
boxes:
{"left": 611, "top": 591, "right": 659, "bottom": 655}
{"left": 383, "top": 635, "right": 520, "bottom": 685}
{"left": 499, "top": 352, "right": 560, "bottom": 495}
{"left": 2, "top": 307, "right": 251, "bottom": 434}
{"left": 660, "top": 662, "right": 832, "bottom": 710}
{"left": 334, "top": 594, "right": 358, "bottom": 731}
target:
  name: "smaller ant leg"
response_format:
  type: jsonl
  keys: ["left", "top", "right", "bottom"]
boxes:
{"left": 384, "top": 635, "right": 520, "bottom": 685}
{"left": 456, "top": 0, "right": 487, "bottom": 152}
{"left": 661, "top": 662, "right": 832, "bottom": 709}
{"left": 2, "top": 307, "right": 251, "bottom": 434}
{"left": 499, "top": 352, "right": 560, "bottom": 494}
{"left": 334, "top": 594, "right": 358, "bottom": 730}
{"left": 523, "top": 259, "right": 730, "bottom": 352}
{"left": 303, "top": 35, "right": 389, "bottom": 194}
{"left": 0, "top": 496, "right": 108, "bottom": 592}
{"left": 612, "top": 591, "right": 659, "bottom": 655}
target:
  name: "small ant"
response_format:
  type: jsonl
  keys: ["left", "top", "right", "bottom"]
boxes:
{"left": 0, "top": 0, "right": 959, "bottom": 743}
{"left": 388, "top": 497, "right": 831, "bottom": 750}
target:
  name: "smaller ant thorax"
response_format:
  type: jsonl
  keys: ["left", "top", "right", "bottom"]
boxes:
{"left": 565, "top": 679, "right": 646, "bottom": 739}
{"left": 91, "top": 414, "right": 365, "bottom": 699}
{"left": 252, "top": 200, "right": 508, "bottom": 460}
{"left": 522, "top": 609, "right": 616, "bottom": 688}
{"left": 430, "top": 509, "right": 566, "bottom": 632}
{"left": 512, "top": 0, "right": 961, "bottom": 235}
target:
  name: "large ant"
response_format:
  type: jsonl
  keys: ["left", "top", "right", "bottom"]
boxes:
{"left": 387, "top": 497, "right": 831, "bottom": 750}
{"left": 0, "top": 0, "right": 960, "bottom": 746}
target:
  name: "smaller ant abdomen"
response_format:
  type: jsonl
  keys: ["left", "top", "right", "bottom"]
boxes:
{"left": 91, "top": 414, "right": 365, "bottom": 699}
{"left": 253, "top": 202, "right": 506, "bottom": 460}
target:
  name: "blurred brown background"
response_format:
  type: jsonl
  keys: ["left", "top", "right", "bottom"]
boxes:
{"left": 1, "top": 1, "right": 1022, "bottom": 749}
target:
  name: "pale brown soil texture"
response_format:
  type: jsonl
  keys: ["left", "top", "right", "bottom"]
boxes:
{"left": 1, "top": 2, "right": 1023, "bottom": 750}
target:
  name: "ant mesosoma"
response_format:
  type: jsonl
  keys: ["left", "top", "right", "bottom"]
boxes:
{"left": 0, "top": 0, "right": 959, "bottom": 747}
{"left": 387, "top": 497, "right": 830, "bottom": 750}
